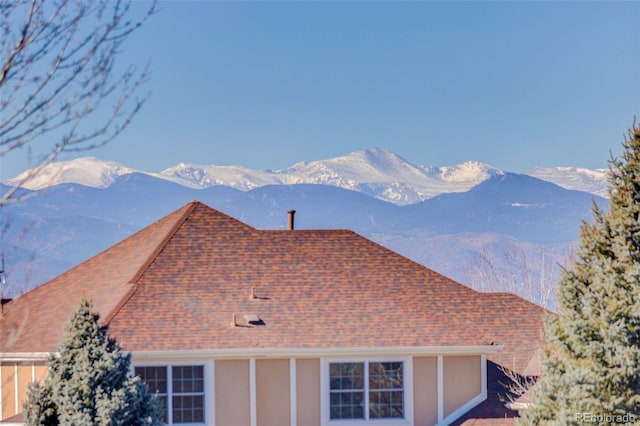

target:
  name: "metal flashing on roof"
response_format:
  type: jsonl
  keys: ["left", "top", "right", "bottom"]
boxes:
{"left": 231, "top": 313, "right": 265, "bottom": 327}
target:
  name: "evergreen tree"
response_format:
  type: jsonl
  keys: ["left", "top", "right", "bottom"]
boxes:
{"left": 23, "top": 298, "right": 162, "bottom": 426}
{"left": 522, "top": 123, "right": 640, "bottom": 425}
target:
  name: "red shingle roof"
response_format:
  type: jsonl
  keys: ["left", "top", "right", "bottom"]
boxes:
{"left": 0, "top": 201, "right": 546, "bottom": 375}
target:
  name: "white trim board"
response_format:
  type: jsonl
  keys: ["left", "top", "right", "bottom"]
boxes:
{"left": 0, "top": 364, "right": 3, "bottom": 421}
{"left": 289, "top": 358, "right": 297, "bottom": 426}
{"left": 440, "top": 393, "right": 487, "bottom": 426}
{"left": 249, "top": 358, "right": 257, "bottom": 426}
{"left": 437, "top": 355, "right": 444, "bottom": 424}
{"left": 0, "top": 352, "right": 50, "bottom": 361}
{"left": 130, "top": 345, "right": 502, "bottom": 361}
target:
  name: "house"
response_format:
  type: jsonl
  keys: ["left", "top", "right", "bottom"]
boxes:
{"left": 0, "top": 201, "right": 547, "bottom": 425}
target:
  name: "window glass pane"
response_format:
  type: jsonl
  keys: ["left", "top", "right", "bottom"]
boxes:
{"left": 329, "top": 363, "right": 364, "bottom": 390}
{"left": 369, "top": 362, "right": 404, "bottom": 419}
{"left": 369, "top": 390, "right": 404, "bottom": 418}
{"left": 156, "top": 395, "right": 168, "bottom": 424}
{"left": 172, "top": 395, "right": 205, "bottom": 423}
{"left": 135, "top": 367, "right": 168, "bottom": 422}
{"left": 369, "top": 362, "right": 403, "bottom": 390}
{"left": 173, "top": 365, "right": 204, "bottom": 393}
{"left": 135, "top": 366, "right": 168, "bottom": 393}
{"left": 329, "top": 363, "right": 365, "bottom": 419}
{"left": 330, "top": 391, "right": 364, "bottom": 419}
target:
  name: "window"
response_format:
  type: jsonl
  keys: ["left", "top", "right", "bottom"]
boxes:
{"left": 135, "top": 365, "right": 205, "bottom": 424}
{"left": 329, "top": 361, "right": 404, "bottom": 421}
{"left": 136, "top": 366, "right": 168, "bottom": 420}
{"left": 330, "top": 362, "right": 364, "bottom": 419}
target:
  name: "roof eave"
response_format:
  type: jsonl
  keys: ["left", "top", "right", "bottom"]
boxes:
{"left": 131, "top": 344, "right": 504, "bottom": 361}
{"left": 505, "top": 401, "right": 533, "bottom": 411}
{"left": 0, "top": 352, "right": 50, "bottom": 361}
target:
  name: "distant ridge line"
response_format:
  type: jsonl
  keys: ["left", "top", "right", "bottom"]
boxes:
{"left": 5, "top": 149, "right": 609, "bottom": 204}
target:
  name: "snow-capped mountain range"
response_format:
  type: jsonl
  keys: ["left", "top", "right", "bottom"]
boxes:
{"left": 525, "top": 166, "right": 609, "bottom": 198}
{"left": 7, "top": 148, "right": 609, "bottom": 204}
{"left": 1, "top": 148, "right": 611, "bottom": 309}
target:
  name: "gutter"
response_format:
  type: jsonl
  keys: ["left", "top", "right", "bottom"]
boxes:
{"left": 1, "top": 344, "right": 503, "bottom": 362}
{"left": 0, "top": 352, "right": 50, "bottom": 361}
{"left": 131, "top": 344, "right": 504, "bottom": 360}
{"left": 505, "top": 401, "right": 533, "bottom": 411}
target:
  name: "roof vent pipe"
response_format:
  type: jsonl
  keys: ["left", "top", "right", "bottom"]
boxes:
{"left": 288, "top": 210, "right": 296, "bottom": 230}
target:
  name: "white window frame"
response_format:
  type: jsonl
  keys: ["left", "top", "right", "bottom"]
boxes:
{"left": 321, "top": 357, "right": 413, "bottom": 426}
{"left": 134, "top": 362, "right": 207, "bottom": 426}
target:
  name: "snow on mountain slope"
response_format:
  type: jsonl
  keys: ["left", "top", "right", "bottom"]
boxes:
{"left": 284, "top": 148, "right": 427, "bottom": 183}
{"left": 7, "top": 157, "right": 137, "bottom": 190}
{"left": 439, "top": 160, "right": 502, "bottom": 183}
{"left": 525, "top": 167, "right": 609, "bottom": 198}
{"left": 7, "top": 156, "right": 200, "bottom": 190}
{"left": 160, "top": 163, "right": 284, "bottom": 191}
{"left": 7, "top": 149, "right": 504, "bottom": 205}
{"left": 281, "top": 149, "right": 502, "bottom": 204}
{"left": 160, "top": 148, "right": 503, "bottom": 205}
{"left": 6, "top": 149, "right": 608, "bottom": 205}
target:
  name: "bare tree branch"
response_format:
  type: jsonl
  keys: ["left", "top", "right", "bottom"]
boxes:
{"left": 461, "top": 242, "right": 575, "bottom": 309}
{"left": 0, "top": 0, "right": 155, "bottom": 206}
{"left": 498, "top": 363, "right": 537, "bottom": 411}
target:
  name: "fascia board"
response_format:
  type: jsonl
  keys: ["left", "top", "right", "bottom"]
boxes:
{"left": 131, "top": 345, "right": 503, "bottom": 360}
{"left": 0, "top": 352, "right": 50, "bottom": 361}
{"left": 1, "top": 345, "right": 503, "bottom": 362}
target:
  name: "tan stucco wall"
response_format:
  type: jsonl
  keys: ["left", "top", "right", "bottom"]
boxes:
{"left": 256, "top": 359, "right": 290, "bottom": 426}
{"left": 0, "top": 362, "right": 48, "bottom": 420}
{"left": 413, "top": 356, "right": 438, "bottom": 426}
{"left": 296, "top": 358, "right": 320, "bottom": 426}
{"left": 443, "top": 355, "right": 482, "bottom": 418}
{"left": 35, "top": 364, "right": 47, "bottom": 382}
{"left": 215, "top": 359, "right": 250, "bottom": 426}
{"left": 0, "top": 362, "right": 46, "bottom": 420}
{"left": 17, "top": 365, "right": 32, "bottom": 412}
{"left": 1, "top": 364, "right": 16, "bottom": 420}
{"left": 0, "top": 355, "right": 485, "bottom": 425}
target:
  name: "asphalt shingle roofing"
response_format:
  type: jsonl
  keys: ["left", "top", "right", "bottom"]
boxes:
{"left": 0, "top": 201, "right": 546, "bottom": 374}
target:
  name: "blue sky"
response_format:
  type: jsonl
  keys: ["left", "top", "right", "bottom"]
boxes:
{"left": 5, "top": 1, "right": 640, "bottom": 177}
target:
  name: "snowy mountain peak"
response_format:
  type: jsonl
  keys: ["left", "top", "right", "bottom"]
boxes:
{"left": 5, "top": 150, "right": 608, "bottom": 205}
{"left": 525, "top": 166, "right": 609, "bottom": 198}
{"left": 286, "top": 148, "right": 425, "bottom": 181}
{"left": 439, "top": 161, "right": 504, "bottom": 182}
{"left": 349, "top": 148, "right": 414, "bottom": 171}
{"left": 160, "top": 163, "right": 279, "bottom": 191}
{"left": 7, "top": 157, "right": 136, "bottom": 190}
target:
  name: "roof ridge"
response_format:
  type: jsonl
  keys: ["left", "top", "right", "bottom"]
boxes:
{"left": 102, "top": 201, "right": 200, "bottom": 325}
{"left": 128, "top": 201, "right": 201, "bottom": 285}
{"left": 343, "top": 229, "right": 483, "bottom": 296}
{"left": 483, "top": 292, "right": 554, "bottom": 314}
{"left": 103, "top": 285, "right": 138, "bottom": 325}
